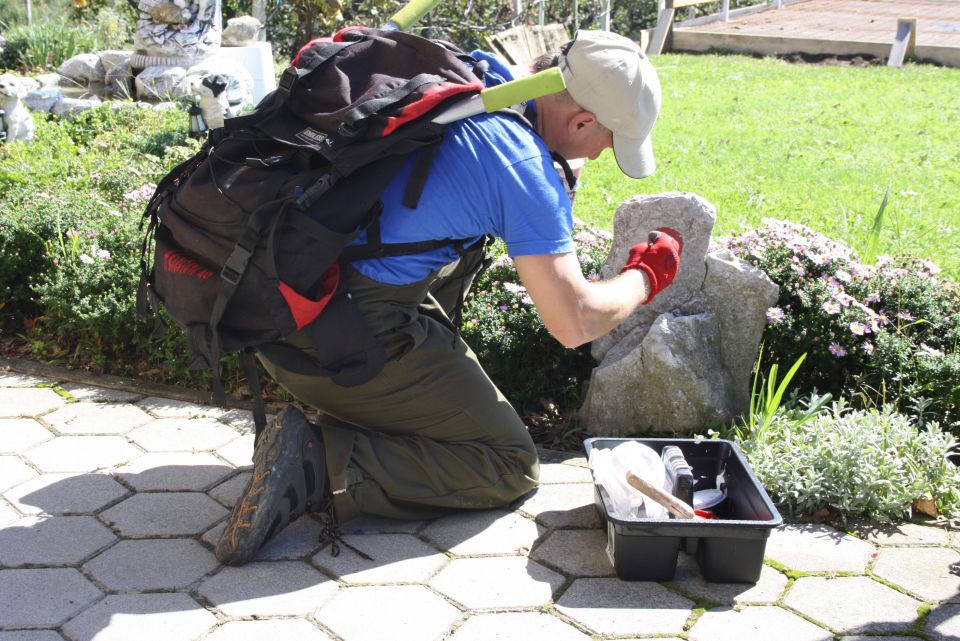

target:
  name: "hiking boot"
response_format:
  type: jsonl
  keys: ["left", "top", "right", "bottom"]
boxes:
{"left": 215, "top": 405, "right": 329, "bottom": 566}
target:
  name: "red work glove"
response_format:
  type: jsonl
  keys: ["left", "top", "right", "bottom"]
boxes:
{"left": 620, "top": 227, "right": 684, "bottom": 304}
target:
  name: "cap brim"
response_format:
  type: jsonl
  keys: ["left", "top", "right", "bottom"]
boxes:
{"left": 613, "top": 133, "right": 655, "bottom": 179}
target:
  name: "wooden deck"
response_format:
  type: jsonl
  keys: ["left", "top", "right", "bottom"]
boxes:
{"left": 671, "top": 0, "right": 960, "bottom": 66}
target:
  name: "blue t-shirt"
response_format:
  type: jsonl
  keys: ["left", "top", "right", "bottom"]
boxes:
{"left": 348, "top": 50, "right": 573, "bottom": 285}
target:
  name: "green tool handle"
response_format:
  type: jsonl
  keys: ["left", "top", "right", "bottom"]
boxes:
{"left": 384, "top": 0, "right": 445, "bottom": 31}
{"left": 480, "top": 67, "right": 566, "bottom": 112}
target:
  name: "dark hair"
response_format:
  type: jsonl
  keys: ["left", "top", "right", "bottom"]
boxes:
{"left": 530, "top": 40, "right": 573, "bottom": 73}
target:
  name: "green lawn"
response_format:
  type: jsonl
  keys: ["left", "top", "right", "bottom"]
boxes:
{"left": 573, "top": 53, "right": 960, "bottom": 278}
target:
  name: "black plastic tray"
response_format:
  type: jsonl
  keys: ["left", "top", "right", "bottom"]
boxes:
{"left": 584, "top": 437, "right": 783, "bottom": 583}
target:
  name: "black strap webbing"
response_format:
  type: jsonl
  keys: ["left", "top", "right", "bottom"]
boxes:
{"left": 240, "top": 348, "right": 267, "bottom": 441}
{"left": 341, "top": 73, "right": 443, "bottom": 133}
{"left": 402, "top": 143, "right": 441, "bottom": 209}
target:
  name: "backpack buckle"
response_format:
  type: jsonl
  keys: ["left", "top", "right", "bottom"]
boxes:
{"left": 221, "top": 243, "right": 253, "bottom": 285}
{"left": 278, "top": 67, "right": 299, "bottom": 95}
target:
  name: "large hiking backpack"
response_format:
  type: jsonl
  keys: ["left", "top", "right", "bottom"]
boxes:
{"left": 137, "top": 27, "right": 493, "bottom": 435}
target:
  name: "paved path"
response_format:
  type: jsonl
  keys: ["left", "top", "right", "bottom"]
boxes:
{"left": 1, "top": 370, "right": 958, "bottom": 641}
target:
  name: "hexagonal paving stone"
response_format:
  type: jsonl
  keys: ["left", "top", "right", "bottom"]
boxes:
{"left": 0, "top": 372, "right": 56, "bottom": 387}
{"left": 254, "top": 514, "right": 323, "bottom": 560}
{"left": 313, "top": 532, "right": 446, "bottom": 583}
{"left": 84, "top": 538, "right": 219, "bottom": 590}
{"left": 202, "top": 619, "right": 333, "bottom": 641}
{"left": 339, "top": 514, "right": 425, "bottom": 535}
{"left": 0, "top": 501, "right": 17, "bottom": 527}
{"left": 113, "top": 452, "right": 234, "bottom": 491}
{"left": 421, "top": 510, "right": 544, "bottom": 555}
{"left": 926, "top": 603, "right": 960, "bottom": 641}
{"left": 24, "top": 436, "right": 141, "bottom": 473}
{"left": 516, "top": 483, "right": 602, "bottom": 528}
{"left": 840, "top": 637, "right": 926, "bottom": 641}
{"left": 872, "top": 547, "right": 960, "bottom": 602}
{"left": 100, "top": 492, "right": 227, "bottom": 537}
{"left": 3, "top": 472, "right": 128, "bottom": 515}
{"left": 317, "top": 585, "right": 460, "bottom": 641}
{"left": 766, "top": 524, "right": 876, "bottom": 572}
{"left": 62, "top": 593, "right": 218, "bottom": 641}
{"left": 0, "top": 631, "right": 68, "bottom": 641}
{"left": 850, "top": 521, "right": 950, "bottom": 546}
{"left": 0, "top": 455, "right": 37, "bottom": 491}
{"left": 0, "top": 418, "right": 53, "bottom": 453}
{"left": 58, "top": 383, "right": 141, "bottom": 403}
{"left": 127, "top": 417, "right": 240, "bottom": 452}
{"left": 785, "top": 576, "right": 922, "bottom": 634}
{"left": 198, "top": 561, "right": 338, "bottom": 616}
{"left": 449, "top": 612, "right": 591, "bottom": 641}
{"left": 555, "top": 578, "right": 694, "bottom": 636}
{"left": 538, "top": 462, "right": 593, "bottom": 484}
{"left": 137, "top": 397, "right": 230, "bottom": 419}
{"left": 668, "top": 554, "right": 788, "bottom": 604}
{"left": 0, "top": 568, "right": 102, "bottom": 627}
{"left": 215, "top": 433, "right": 254, "bottom": 467}
{"left": 0, "top": 515, "right": 116, "bottom": 565}
{"left": 531, "top": 529, "right": 613, "bottom": 576}
{"left": 430, "top": 556, "right": 564, "bottom": 609}
{"left": 43, "top": 402, "right": 153, "bottom": 435}
{"left": 208, "top": 471, "right": 251, "bottom": 507}
{"left": 689, "top": 606, "right": 832, "bottom": 641}
{"left": 217, "top": 409, "right": 262, "bottom": 435}
{"left": 0, "top": 388, "right": 67, "bottom": 417}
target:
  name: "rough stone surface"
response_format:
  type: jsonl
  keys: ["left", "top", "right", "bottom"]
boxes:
{"left": 0, "top": 515, "right": 116, "bottom": 565}
{"left": 583, "top": 193, "right": 777, "bottom": 435}
{"left": 516, "top": 483, "right": 602, "bottom": 528}
{"left": 431, "top": 556, "right": 564, "bottom": 608}
{"left": 0, "top": 632, "right": 69, "bottom": 641}
{"left": 215, "top": 432, "right": 255, "bottom": 467}
{"left": 317, "top": 585, "right": 460, "bottom": 641}
{"left": 0, "top": 455, "right": 37, "bottom": 491}
{"left": 254, "top": 514, "right": 323, "bottom": 560}
{"left": 926, "top": 604, "right": 960, "bottom": 641}
{"left": 59, "top": 383, "right": 142, "bottom": 403}
{"left": 203, "top": 619, "right": 333, "bottom": 641}
{"left": 57, "top": 54, "right": 104, "bottom": 84}
{"left": 207, "top": 471, "right": 250, "bottom": 506}
{"left": 531, "top": 528, "right": 613, "bottom": 576}
{"left": 0, "top": 418, "right": 52, "bottom": 453}
{"left": 83, "top": 538, "right": 218, "bottom": 590}
{"left": 100, "top": 492, "right": 227, "bottom": 536}
{"left": 221, "top": 15, "right": 262, "bottom": 46}
{"left": 784, "top": 576, "right": 922, "bottom": 634}
{"left": 538, "top": 461, "right": 593, "bottom": 484}
{"left": 113, "top": 452, "right": 233, "bottom": 491}
{"left": 689, "top": 606, "right": 833, "bottom": 641}
{"left": 137, "top": 397, "right": 230, "bottom": 419}
{"left": 0, "top": 568, "right": 102, "bottom": 627}
{"left": 852, "top": 521, "right": 951, "bottom": 546}
{"left": 583, "top": 312, "right": 737, "bottom": 435}
{"left": 555, "top": 577, "right": 694, "bottom": 636}
{"left": 62, "top": 593, "right": 217, "bottom": 641}
{"left": 127, "top": 417, "right": 240, "bottom": 452}
{"left": 97, "top": 49, "right": 132, "bottom": 73}
{"left": 3, "top": 472, "right": 128, "bottom": 515}
{"left": 198, "top": 561, "right": 338, "bottom": 616}
{"left": 24, "top": 88, "right": 62, "bottom": 113}
{"left": 872, "top": 546, "right": 960, "bottom": 602}
{"left": 134, "top": 66, "right": 187, "bottom": 101}
{"left": 421, "top": 510, "right": 544, "bottom": 555}
{"left": 448, "top": 612, "right": 591, "bottom": 641}
{"left": 0, "top": 387, "right": 67, "bottom": 417}
{"left": 313, "top": 533, "right": 446, "bottom": 583}
{"left": 23, "top": 435, "right": 141, "bottom": 472}
{"left": 766, "top": 523, "right": 876, "bottom": 572}
{"left": 0, "top": 372, "right": 56, "bottom": 387}
{"left": 51, "top": 97, "right": 103, "bottom": 118}
{"left": 43, "top": 402, "right": 152, "bottom": 434}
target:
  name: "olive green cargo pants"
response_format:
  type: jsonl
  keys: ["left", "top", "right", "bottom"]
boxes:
{"left": 258, "top": 247, "right": 540, "bottom": 522}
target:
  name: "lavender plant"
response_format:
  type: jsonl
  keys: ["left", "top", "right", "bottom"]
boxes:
{"left": 716, "top": 219, "right": 960, "bottom": 431}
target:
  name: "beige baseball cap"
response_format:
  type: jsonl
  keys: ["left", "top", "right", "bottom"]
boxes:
{"left": 559, "top": 30, "right": 662, "bottom": 179}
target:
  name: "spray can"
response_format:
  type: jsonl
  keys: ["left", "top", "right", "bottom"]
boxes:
{"left": 661, "top": 446, "right": 695, "bottom": 508}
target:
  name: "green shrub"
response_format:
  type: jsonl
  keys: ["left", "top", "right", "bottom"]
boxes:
{"left": 735, "top": 400, "right": 960, "bottom": 522}
{"left": 0, "top": 20, "right": 100, "bottom": 71}
{"left": 717, "top": 218, "right": 960, "bottom": 430}
{"left": 460, "top": 219, "right": 609, "bottom": 417}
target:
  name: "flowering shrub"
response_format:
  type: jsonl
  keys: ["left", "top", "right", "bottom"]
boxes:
{"left": 716, "top": 219, "right": 960, "bottom": 429}
{"left": 460, "top": 218, "right": 611, "bottom": 417}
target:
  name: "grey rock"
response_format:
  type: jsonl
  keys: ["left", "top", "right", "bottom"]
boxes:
{"left": 582, "top": 193, "right": 776, "bottom": 435}
{"left": 105, "top": 59, "right": 136, "bottom": 99}
{"left": 34, "top": 72, "right": 61, "bottom": 87}
{"left": 97, "top": 49, "right": 133, "bottom": 73}
{"left": 221, "top": 16, "right": 262, "bottom": 46}
{"left": 57, "top": 53, "right": 104, "bottom": 85}
{"left": 583, "top": 312, "right": 737, "bottom": 435}
{"left": 51, "top": 97, "right": 103, "bottom": 118}
{"left": 135, "top": 65, "right": 186, "bottom": 101}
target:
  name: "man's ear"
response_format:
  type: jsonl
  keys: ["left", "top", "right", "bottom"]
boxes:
{"left": 568, "top": 109, "right": 598, "bottom": 135}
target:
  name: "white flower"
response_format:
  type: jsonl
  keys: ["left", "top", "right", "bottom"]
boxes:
{"left": 79, "top": 254, "right": 94, "bottom": 265}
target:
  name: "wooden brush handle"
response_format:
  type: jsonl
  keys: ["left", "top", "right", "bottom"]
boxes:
{"left": 626, "top": 471, "right": 696, "bottom": 519}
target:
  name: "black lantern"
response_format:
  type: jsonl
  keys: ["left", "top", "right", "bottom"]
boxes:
{"left": 187, "top": 98, "right": 207, "bottom": 138}
{"left": 0, "top": 108, "right": 7, "bottom": 143}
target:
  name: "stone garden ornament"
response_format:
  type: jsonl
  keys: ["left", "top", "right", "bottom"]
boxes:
{"left": 0, "top": 74, "right": 36, "bottom": 142}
